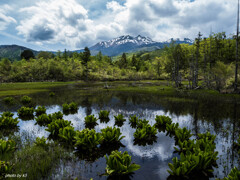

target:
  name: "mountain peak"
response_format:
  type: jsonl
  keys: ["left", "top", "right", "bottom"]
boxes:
{"left": 95, "top": 35, "right": 155, "bottom": 48}
{"left": 89, "top": 35, "right": 193, "bottom": 56}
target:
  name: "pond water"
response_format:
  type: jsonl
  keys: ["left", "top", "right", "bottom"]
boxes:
{"left": 1, "top": 85, "right": 240, "bottom": 180}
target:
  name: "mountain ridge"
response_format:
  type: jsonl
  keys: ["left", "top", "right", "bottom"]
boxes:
{"left": 88, "top": 35, "right": 193, "bottom": 56}
{"left": 0, "top": 35, "right": 193, "bottom": 60}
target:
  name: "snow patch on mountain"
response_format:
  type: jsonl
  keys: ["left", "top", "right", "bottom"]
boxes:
{"left": 97, "top": 35, "right": 156, "bottom": 48}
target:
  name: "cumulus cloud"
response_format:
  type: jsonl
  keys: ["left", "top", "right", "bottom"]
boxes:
{"left": 14, "top": 0, "right": 239, "bottom": 49}
{"left": 106, "top": 1, "right": 125, "bottom": 12}
{"left": 0, "top": 5, "right": 16, "bottom": 31}
{"left": 106, "top": 0, "right": 238, "bottom": 41}
{"left": 16, "top": 0, "right": 94, "bottom": 47}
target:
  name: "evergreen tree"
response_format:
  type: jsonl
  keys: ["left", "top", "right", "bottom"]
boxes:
{"left": 21, "top": 50, "right": 35, "bottom": 60}
{"left": 119, "top": 53, "right": 127, "bottom": 69}
{"left": 82, "top": 47, "right": 91, "bottom": 81}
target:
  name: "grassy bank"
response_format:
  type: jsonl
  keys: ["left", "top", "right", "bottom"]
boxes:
{"left": 0, "top": 81, "right": 78, "bottom": 97}
{"left": 0, "top": 80, "right": 240, "bottom": 101}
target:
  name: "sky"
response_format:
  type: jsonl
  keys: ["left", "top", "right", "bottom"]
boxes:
{"left": 0, "top": 0, "right": 238, "bottom": 51}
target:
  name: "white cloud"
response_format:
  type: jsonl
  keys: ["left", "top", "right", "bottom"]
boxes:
{"left": 106, "top": 1, "right": 125, "bottom": 12}
{"left": 15, "top": 0, "right": 239, "bottom": 49}
{"left": 0, "top": 5, "right": 16, "bottom": 31}
{"left": 104, "top": 0, "right": 238, "bottom": 41}
{"left": 16, "top": 0, "right": 94, "bottom": 48}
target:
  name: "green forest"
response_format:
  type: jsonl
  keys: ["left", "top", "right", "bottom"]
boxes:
{"left": 0, "top": 32, "right": 239, "bottom": 92}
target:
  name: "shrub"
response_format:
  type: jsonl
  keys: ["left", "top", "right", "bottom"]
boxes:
{"left": 35, "top": 106, "right": 46, "bottom": 117}
{"left": 129, "top": 115, "right": 139, "bottom": 128}
{"left": 98, "top": 110, "right": 110, "bottom": 123}
{"left": 3, "top": 97, "right": 14, "bottom": 105}
{"left": 101, "top": 126, "right": 125, "bottom": 144}
{"left": 154, "top": 115, "right": 172, "bottom": 132}
{"left": 114, "top": 114, "right": 126, "bottom": 127}
{"left": 75, "top": 129, "right": 103, "bottom": 152}
{"left": 46, "top": 119, "right": 71, "bottom": 138}
{"left": 84, "top": 115, "right": 98, "bottom": 129}
{"left": 58, "top": 126, "right": 76, "bottom": 146}
{"left": 17, "top": 106, "right": 34, "bottom": 120}
{"left": 104, "top": 150, "right": 140, "bottom": 176}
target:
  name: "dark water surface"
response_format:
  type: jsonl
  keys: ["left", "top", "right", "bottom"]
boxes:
{"left": 1, "top": 86, "right": 240, "bottom": 180}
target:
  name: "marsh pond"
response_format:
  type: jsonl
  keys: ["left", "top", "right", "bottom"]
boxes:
{"left": 0, "top": 82, "right": 240, "bottom": 180}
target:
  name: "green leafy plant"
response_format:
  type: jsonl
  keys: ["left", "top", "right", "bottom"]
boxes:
{"left": 49, "top": 92, "right": 55, "bottom": 97}
{"left": 154, "top": 115, "right": 172, "bottom": 132}
{"left": 98, "top": 110, "right": 110, "bottom": 123}
{"left": 1, "top": 112, "right": 14, "bottom": 118}
{"left": 198, "top": 131, "right": 216, "bottom": 142}
{"left": 62, "top": 103, "right": 70, "bottom": 114}
{"left": 223, "top": 167, "right": 240, "bottom": 180}
{"left": 104, "top": 150, "right": 140, "bottom": 176}
{"left": 174, "top": 127, "right": 192, "bottom": 144}
{"left": 49, "top": 111, "right": 63, "bottom": 120}
{"left": 2, "top": 97, "right": 14, "bottom": 105}
{"left": 129, "top": 115, "right": 139, "bottom": 128}
{"left": 136, "top": 119, "right": 149, "bottom": 129}
{"left": 114, "top": 114, "right": 126, "bottom": 127}
{"left": 35, "top": 112, "right": 63, "bottom": 126}
{"left": 74, "top": 129, "right": 103, "bottom": 151}
{"left": 69, "top": 102, "right": 78, "bottom": 113}
{"left": 35, "top": 114, "right": 51, "bottom": 126}
{"left": 0, "top": 139, "right": 16, "bottom": 156}
{"left": 84, "top": 115, "right": 98, "bottom": 129}
{"left": 17, "top": 106, "right": 34, "bottom": 120}
{"left": 0, "top": 161, "right": 13, "bottom": 178}
{"left": 35, "top": 106, "right": 46, "bottom": 116}
{"left": 20, "top": 95, "right": 32, "bottom": 105}
{"left": 166, "top": 123, "right": 179, "bottom": 137}
{"left": 133, "top": 124, "right": 157, "bottom": 146}
{"left": 168, "top": 150, "right": 218, "bottom": 178}
{"left": 62, "top": 102, "right": 78, "bottom": 115}
{"left": 168, "top": 130, "right": 218, "bottom": 179}
{"left": 58, "top": 126, "right": 76, "bottom": 146}
{"left": 46, "top": 119, "right": 71, "bottom": 138}
{"left": 101, "top": 126, "right": 125, "bottom": 144}
{"left": 0, "top": 114, "right": 19, "bottom": 129}
{"left": 34, "top": 137, "right": 49, "bottom": 150}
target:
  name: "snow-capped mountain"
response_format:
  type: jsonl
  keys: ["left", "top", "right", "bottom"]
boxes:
{"left": 96, "top": 35, "right": 155, "bottom": 48}
{"left": 88, "top": 35, "right": 193, "bottom": 56}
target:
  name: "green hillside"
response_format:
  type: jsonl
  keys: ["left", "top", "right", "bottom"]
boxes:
{"left": 0, "top": 45, "right": 38, "bottom": 61}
